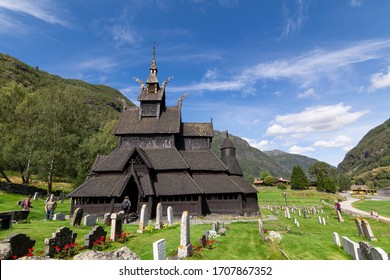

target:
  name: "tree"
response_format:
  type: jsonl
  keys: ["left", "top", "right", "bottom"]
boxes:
{"left": 291, "top": 165, "right": 310, "bottom": 190}
{"left": 337, "top": 173, "right": 351, "bottom": 192}
{"left": 264, "top": 175, "right": 274, "bottom": 186}
{"left": 259, "top": 170, "right": 271, "bottom": 180}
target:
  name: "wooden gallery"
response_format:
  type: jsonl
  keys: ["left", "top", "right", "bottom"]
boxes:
{"left": 67, "top": 51, "right": 259, "bottom": 218}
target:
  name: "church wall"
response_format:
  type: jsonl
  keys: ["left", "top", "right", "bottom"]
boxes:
{"left": 120, "top": 135, "right": 174, "bottom": 148}
{"left": 176, "top": 137, "right": 211, "bottom": 150}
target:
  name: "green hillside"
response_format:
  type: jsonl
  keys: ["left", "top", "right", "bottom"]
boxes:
{"left": 337, "top": 118, "right": 390, "bottom": 188}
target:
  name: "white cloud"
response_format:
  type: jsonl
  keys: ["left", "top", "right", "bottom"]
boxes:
{"left": 313, "top": 135, "right": 352, "bottom": 148}
{"left": 266, "top": 103, "right": 369, "bottom": 136}
{"left": 297, "top": 87, "right": 318, "bottom": 98}
{"left": 281, "top": 0, "right": 309, "bottom": 39}
{"left": 110, "top": 24, "right": 141, "bottom": 47}
{"left": 243, "top": 138, "right": 271, "bottom": 151}
{"left": 0, "top": 0, "right": 71, "bottom": 28}
{"left": 288, "top": 145, "right": 315, "bottom": 154}
{"left": 75, "top": 57, "right": 118, "bottom": 72}
{"left": 350, "top": 0, "right": 363, "bottom": 7}
{"left": 370, "top": 66, "right": 390, "bottom": 90}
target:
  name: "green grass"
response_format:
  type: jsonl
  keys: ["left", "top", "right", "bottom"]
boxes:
{"left": 1, "top": 189, "right": 389, "bottom": 260}
{"left": 351, "top": 199, "right": 390, "bottom": 218}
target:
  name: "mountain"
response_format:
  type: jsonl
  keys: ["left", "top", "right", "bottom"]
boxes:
{"left": 264, "top": 149, "right": 321, "bottom": 176}
{"left": 211, "top": 131, "right": 318, "bottom": 180}
{"left": 337, "top": 118, "right": 390, "bottom": 188}
{"left": 0, "top": 53, "right": 133, "bottom": 117}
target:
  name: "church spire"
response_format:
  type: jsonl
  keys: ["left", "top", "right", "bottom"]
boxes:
{"left": 147, "top": 43, "right": 158, "bottom": 84}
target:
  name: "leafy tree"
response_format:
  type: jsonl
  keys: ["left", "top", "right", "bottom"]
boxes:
{"left": 259, "top": 170, "right": 271, "bottom": 180}
{"left": 317, "top": 170, "right": 337, "bottom": 193}
{"left": 264, "top": 175, "right": 274, "bottom": 186}
{"left": 337, "top": 173, "right": 351, "bottom": 192}
{"left": 291, "top": 165, "right": 310, "bottom": 190}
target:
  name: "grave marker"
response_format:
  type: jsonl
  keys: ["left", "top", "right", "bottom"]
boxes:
{"left": 72, "top": 207, "right": 84, "bottom": 226}
{"left": 155, "top": 203, "right": 163, "bottom": 229}
{"left": 178, "top": 211, "right": 192, "bottom": 259}
{"left": 361, "top": 219, "right": 377, "bottom": 241}
{"left": 84, "top": 225, "right": 107, "bottom": 249}
{"left": 110, "top": 213, "right": 123, "bottom": 241}
{"left": 337, "top": 210, "right": 344, "bottom": 222}
{"left": 167, "top": 206, "right": 173, "bottom": 226}
{"left": 153, "top": 239, "right": 166, "bottom": 260}
{"left": 44, "top": 227, "right": 77, "bottom": 257}
{"left": 83, "top": 214, "right": 98, "bottom": 227}
{"left": 137, "top": 204, "right": 149, "bottom": 233}
{"left": 332, "top": 232, "right": 341, "bottom": 247}
{"left": 53, "top": 212, "right": 65, "bottom": 221}
{"left": 0, "top": 233, "right": 35, "bottom": 260}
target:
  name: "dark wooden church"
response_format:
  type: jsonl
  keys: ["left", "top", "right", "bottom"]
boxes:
{"left": 67, "top": 50, "right": 259, "bottom": 217}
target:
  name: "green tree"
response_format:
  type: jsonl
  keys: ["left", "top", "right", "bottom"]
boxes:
{"left": 337, "top": 173, "right": 351, "bottom": 192}
{"left": 264, "top": 175, "right": 275, "bottom": 186}
{"left": 291, "top": 165, "right": 310, "bottom": 190}
{"left": 259, "top": 170, "right": 271, "bottom": 180}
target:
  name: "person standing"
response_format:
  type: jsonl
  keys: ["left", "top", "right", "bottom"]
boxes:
{"left": 121, "top": 196, "right": 131, "bottom": 223}
{"left": 45, "top": 196, "right": 57, "bottom": 220}
{"left": 22, "top": 195, "right": 33, "bottom": 211}
{"left": 335, "top": 200, "right": 342, "bottom": 213}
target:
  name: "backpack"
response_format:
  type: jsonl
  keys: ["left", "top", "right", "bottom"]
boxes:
{"left": 122, "top": 200, "right": 130, "bottom": 210}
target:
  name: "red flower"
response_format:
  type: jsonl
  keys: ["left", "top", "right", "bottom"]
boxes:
{"left": 55, "top": 246, "right": 61, "bottom": 252}
{"left": 13, "top": 255, "right": 18, "bottom": 260}
{"left": 28, "top": 248, "right": 34, "bottom": 253}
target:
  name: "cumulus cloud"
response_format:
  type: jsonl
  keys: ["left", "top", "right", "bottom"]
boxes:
{"left": 288, "top": 145, "right": 315, "bottom": 154}
{"left": 370, "top": 66, "right": 390, "bottom": 90}
{"left": 243, "top": 138, "right": 271, "bottom": 151}
{"left": 313, "top": 135, "right": 352, "bottom": 148}
{"left": 266, "top": 103, "right": 369, "bottom": 136}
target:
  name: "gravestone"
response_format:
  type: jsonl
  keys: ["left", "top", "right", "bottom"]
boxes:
{"left": 212, "top": 222, "right": 219, "bottom": 232}
{"left": 0, "top": 233, "right": 36, "bottom": 260}
{"left": 298, "top": 208, "right": 301, "bottom": 217}
{"left": 361, "top": 219, "right": 377, "bottom": 241}
{"left": 83, "top": 214, "right": 98, "bottom": 227}
{"left": 155, "top": 203, "right": 163, "bottom": 230}
{"left": 110, "top": 213, "right": 123, "bottom": 241}
{"left": 258, "top": 219, "right": 265, "bottom": 241}
{"left": 103, "top": 213, "right": 111, "bottom": 226}
{"left": 53, "top": 212, "right": 66, "bottom": 221}
{"left": 178, "top": 211, "right": 192, "bottom": 259}
{"left": 72, "top": 207, "right": 84, "bottom": 226}
{"left": 322, "top": 217, "right": 326, "bottom": 225}
{"left": 44, "top": 227, "right": 77, "bottom": 257}
{"left": 167, "top": 206, "right": 173, "bottom": 226}
{"left": 153, "top": 239, "right": 166, "bottom": 260}
{"left": 337, "top": 210, "right": 344, "bottom": 222}
{"left": 371, "top": 247, "right": 388, "bottom": 260}
{"left": 0, "top": 212, "right": 14, "bottom": 230}
{"left": 285, "top": 207, "right": 291, "bottom": 219}
{"left": 198, "top": 235, "right": 207, "bottom": 248}
{"left": 332, "top": 232, "right": 341, "bottom": 247}
{"left": 137, "top": 204, "right": 149, "bottom": 233}
{"left": 341, "top": 236, "right": 362, "bottom": 260}
{"left": 354, "top": 218, "right": 363, "bottom": 235}
{"left": 33, "top": 192, "right": 40, "bottom": 201}
{"left": 318, "top": 216, "right": 322, "bottom": 224}
{"left": 296, "top": 221, "right": 300, "bottom": 227}
{"left": 359, "top": 241, "right": 373, "bottom": 260}
{"left": 84, "top": 225, "right": 107, "bottom": 249}
{"left": 12, "top": 210, "right": 29, "bottom": 221}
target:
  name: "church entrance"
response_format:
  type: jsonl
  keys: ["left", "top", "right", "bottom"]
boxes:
{"left": 121, "top": 177, "right": 139, "bottom": 215}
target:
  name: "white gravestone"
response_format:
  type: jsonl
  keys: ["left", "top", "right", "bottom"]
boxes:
{"left": 167, "top": 206, "right": 173, "bottom": 226}
{"left": 332, "top": 232, "right": 341, "bottom": 247}
{"left": 153, "top": 239, "right": 167, "bottom": 260}
{"left": 178, "top": 211, "right": 192, "bottom": 258}
{"left": 137, "top": 204, "right": 149, "bottom": 233}
{"left": 155, "top": 203, "right": 163, "bottom": 230}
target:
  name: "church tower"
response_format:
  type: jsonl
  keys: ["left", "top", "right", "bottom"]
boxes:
{"left": 221, "top": 131, "right": 243, "bottom": 176}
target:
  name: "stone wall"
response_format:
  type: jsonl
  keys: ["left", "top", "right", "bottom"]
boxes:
{"left": 0, "top": 182, "right": 47, "bottom": 196}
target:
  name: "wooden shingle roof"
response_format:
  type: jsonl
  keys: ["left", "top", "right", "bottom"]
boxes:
{"left": 142, "top": 148, "right": 188, "bottom": 170}
{"left": 182, "top": 123, "right": 213, "bottom": 137}
{"left": 229, "top": 176, "right": 258, "bottom": 194}
{"left": 93, "top": 147, "right": 135, "bottom": 172}
{"left": 179, "top": 150, "right": 227, "bottom": 171}
{"left": 222, "top": 155, "right": 243, "bottom": 176}
{"left": 192, "top": 174, "right": 242, "bottom": 194}
{"left": 113, "top": 107, "right": 181, "bottom": 135}
{"left": 154, "top": 172, "right": 203, "bottom": 196}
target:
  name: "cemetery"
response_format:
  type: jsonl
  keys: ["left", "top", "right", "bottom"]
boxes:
{"left": 0, "top": 186, "right": 389, "bottom": 260}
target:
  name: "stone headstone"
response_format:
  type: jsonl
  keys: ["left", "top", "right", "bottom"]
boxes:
{"left": 258, "top": 219, "right": 265, "bottom": 241}
{"left": 298, "top": 208, "right": 301, "bottom": 217}
{"left": 361, "top": 219, "right": 377, "bottom": 241}
{"left": 198, "top": 235, "right": 207, "bottom": 248}
{"left": 153, "top": 239, "right": 166, "bottom": 260}
{"left": 137, "top": 204, "right": 149, "bottom": 233}
{"left": 33, "top": 192, "right": 40, "bottom": 201}
{"left": 296, "top": 221, "right": 300, "bottom": 227}
{"left": 337, "top": 210, "right": 344, "bottom": 222}
{"left": 0, "top": 212, "right": 14, "bottom": 230}
{"left": 371, "top": 247, "right": 389, "bottom": 260}
{"left": 0, "top": 233, "right": 36, "bottom": 260}
{"left": 354, "top": 218, "right": 363, "bottom": 235}
{"left": 53, "top": 212, "right": 66, "bottom": 221}
{"left": 83, "top": 214, "right": 98, "bottom": 227}
{"left": 167, "top": 206, "right": 173, "bottom": 226}
{"left": 341, "top": 236, "right": 362, "bottom": 260}
{"left": 72, "top": 207, "right": 84, "bottom": 226}
{"left": 322, "top": 217, "right": 326, "bottom": 225}
{"left": 318, "top": 216, "right": 322, "bottom": 224}
{"left": 44, "top": 227, "right": 77, "bottom": 257}
{"left": 178, "top": 211, "right": 192, "bottom": 259}
{"left": 359, "top": 241, "right": 373, "bottom": 260}
{"left": 84, "top": 225, "right": 107, "bottom": 249}
{"left": 332, "top": 232, "right": 341, "bottom": 247}
{"left": 155, "top": 203, "right": 163, "bottom": 229}
{"left": 212, "top": 222, "right": 219, "bottom": 232}
{"left": 285, "top": 207, "right": 291, "bottom": 219}
{"left": 12, "top": 210, "right": 29, "bottom": 221}
{"left": 103, "top": 213, "right": 111, "bottom": 226}
{"left": 110, "top": 213, "right": 123, "bottom": 241}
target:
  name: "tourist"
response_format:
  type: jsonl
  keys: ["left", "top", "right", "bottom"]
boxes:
{"left": 370, "top": 209, "right": 378, "bottom": 218}
{"left": 335, "top": 200, "right": 341, "bottom": 213}
{"left": 121, "top": 196, "right": 131, "bottom": 223}
{"left": 45, "top": 196, "right": 57, "bottom": 220}
{"left": 21, "top": 195, "right": 33, "bottom": 211}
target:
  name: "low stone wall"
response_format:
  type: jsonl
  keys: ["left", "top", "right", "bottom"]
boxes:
{"left": 0, "top": 182, "right": 47, "bottom": 196}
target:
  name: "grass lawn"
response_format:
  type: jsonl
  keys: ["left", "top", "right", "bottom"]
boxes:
{"left": 351, "top": 199, "right": 390, "bottom": 218}
{"left": 1, "top": 188, "right": 389, "bottom": 260}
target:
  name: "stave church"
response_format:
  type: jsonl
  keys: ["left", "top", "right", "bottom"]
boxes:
{"left": 67, "top": 49, "right": 259, "bottom": 217}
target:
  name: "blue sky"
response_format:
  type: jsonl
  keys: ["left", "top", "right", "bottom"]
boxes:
{"left": 0, "top": 0, "right": 389, "bottom": 167}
